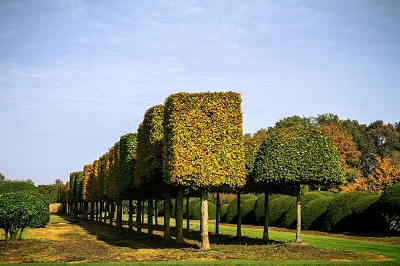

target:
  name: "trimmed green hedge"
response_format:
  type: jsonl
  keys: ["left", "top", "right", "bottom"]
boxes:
{"left": 302, "top": 197, "right": 334, "bottom": 230}
{"left": 192, "top": 201, "right": 217, "bottom": 220}
{"left": 281, "top": 192, "right": 324, "bottom": 229}
{"left": 220, "top": 204, "right": 229, "bottom": 222}
{"left": 349, "top": 195, "right": 386, "bottom": 233}
{"left": 226, "top": 194, "right": 257, "bottom": 223}
{"left": 38, "top": 185, "right": 59, "bottom": 204}
{"left": 254, "top": 194, "right": 283, "bottom": 224}
{"left": 323, "top": 191, "right": 372, "bottom": 232}
{"left": 378, "top": 183, "right": 400, "bottom": 233}
{"left": 269, "top": 195, "right": 296, "bottom": 226}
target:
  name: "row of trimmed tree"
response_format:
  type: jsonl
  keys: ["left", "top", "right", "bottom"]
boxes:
{"left": 59, "top": 91, "right": 345, "bottom": 248}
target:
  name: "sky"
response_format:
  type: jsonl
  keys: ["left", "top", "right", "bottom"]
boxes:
{"left": 1, "top": 0, "right": 399, "bottom": 185}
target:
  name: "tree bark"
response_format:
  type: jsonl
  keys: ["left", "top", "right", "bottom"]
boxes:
{"left": 263, "top": 192, "right": 269, "bottom": 241}
{"left": 137, "top": 198, "right": 142, "bottom": 233}
{"left": 128, "top": 199, "right": 133, "bottom": 230}
{"left": 216, "top": 192, "right": 220, "bottom": 236}
{"left": 164, "top": 189, "right": 171, "bottom": 239}
{"left": 236, "top": 192, "right": 242, "bottom": 238}
{"left": 176, "top": 187, "right": 184, "bottom": 243}
{"left": 154, "top": 199, "right": 159, "bottom": 226}
{"left": 296, "top": 184, "right": 302, "bottom": 243}
{"left": 200, "top": 188, "right": 211, "bottom": 250}
{"left": 148, "top": 197, "right": 154, "bottom": 235}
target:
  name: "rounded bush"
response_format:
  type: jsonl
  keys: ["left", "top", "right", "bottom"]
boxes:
{"left": 281, "top": 192, "right": 324, "bottom": 229}
{"left": 254, "top": 194, "right": 284, "bottom": 224}
{"left": 183, "top": 198, "right": 200, "bottom": 218}
{"left": 269, "top": 195, "right": 296, "bottom": 227}
{"left": 0, "top": 192, "right": 50, "bottom": 240}
{"left": 323, "top": 191, "right": 372, "bottom": 232}
{"left": 226, "top": 194, "right": 257, "bottom": 223}
{"left": 302, "top": 197, "right": 334, "bottom": 230}
{"left": 219, "top": 204, "right": 229, "bottom": 222}
{"left": 192, "top": 201, "right": 216, "bottom": 220}
{"left": 378, "top": 183, "right": 400, "bottom": 233}
{"left": 349, "top": 195, "right": 386, "bottom": 233}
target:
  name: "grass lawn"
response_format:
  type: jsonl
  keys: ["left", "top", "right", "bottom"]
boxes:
{"left": 0, "top": 214, "right": 399, "bottom": 265}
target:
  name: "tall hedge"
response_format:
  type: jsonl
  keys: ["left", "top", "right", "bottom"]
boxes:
{"left": 163, "top": 92, "right": 246, "bottom": 189}
{"left": 119, "top": 133, "right": 138, "bottom": 199}
{"left": 69, "top": 171, "right": 83, "bottom": 203}
{"left": 38, "top": 185, "right": 59, "bottom": 204}
{"left": 82, "top": 164, "right": 94, "bottom": 201}
{"left": 108, "top": 142, "right": 121, "bottom": 201}
{"left": 136, "top": 105, "right": 164, "bottom": 193}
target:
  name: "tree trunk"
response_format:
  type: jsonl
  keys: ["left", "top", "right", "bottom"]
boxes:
{"left": 99, "top": 200, "right": 104, "bottom": 223}
{"left": 186, "top": 196, "right": 190, "bottom": 230}
{"left": 117, "top": 200, "right": 123, "bottom": 228}
{"left": 263, "top": 192, "right": 269, "bottom": 241}
{"left": 137, "top": 198, "right": 142, "bottom": 233}
{"left": 154, "top": 199, "right": 159, "bottom": 226}
{"left": 200, "top": 188, "right": 211, "bottom": 250}
{"left": 216, "top": 192, "right": 220, "bottom": 236}
{"left": 164, "top": 189, "right": 171, "bottom": 239}
{"left": 236, "top": 192, "right": 242, "bottom": 238}
{"left": 148, "top": 197, "right": 154, "bottom": 235}
{"left": 128, "top": 199, "right": 133, "bottom": 230}
{"left": 176, "top": 187, "right": 184, "bottom": 243}
{"left": 296, "top": 184, "right": 302, "bottom": 243}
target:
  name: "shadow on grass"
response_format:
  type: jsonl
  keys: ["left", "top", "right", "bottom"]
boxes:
{"left": 59, "top": 214, "right": 283, "bottom": 250}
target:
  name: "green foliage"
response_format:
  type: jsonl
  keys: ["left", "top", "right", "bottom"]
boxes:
{"left": 163, "top": 92, "right": 246, "bottom": 189}
{"left": 378, "top": 182, "right": 400, "bottom": 232}
{"left": 226, "top": 194, "right": 257, "bottom": 223}
{"left": 82, "top": 164, "right": 94, "bottom": 201}
{"left": 192, "top": 201, "right": 217, "bottom": 220}
{"left": 119, "top": 133, "right": 138, "bottom": 199}
{"left": 136, "top": 105, "right": 165, "bottom": 193}
{"left": 281, "top": 192, "right": 324, "bottom": 229}
{"left": 253, "top": 126, "right": 345, "bottom": 188}
{"left": 0, "top": 192, "right": 49, "bottom": 240}
{"left": 349, "top": 195, "right": 386, "bottom": 233}
{"left": 0, "top": 181, "right": 38, "bottom": 194}
{"left": 268, "top": 195, "right": 296, "bottom": 226}
{"left": 108, "top": 142, "right": 121, "bottom": 201}
{"left": 323, "top": 191, "right": 372, "bottom": 232}
{"left": 38, "top": 185, "right": 59, "bottom": 203}
{"left": 302, "top": 197, "right": 334, "bottom": 230}
{"left": 184, "top": 198, "right": 200, "bottom": 218}
{"left": 69, "top": 171, "right": 83, "bottom": 203}
{"left": 254, "top": 194, "right": 283, "bottom": 224}
{"left": 219, "top": 203, "right": 229, "bottom": 222}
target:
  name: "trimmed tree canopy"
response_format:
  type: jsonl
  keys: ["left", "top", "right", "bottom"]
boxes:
{"left": 253, "top": 126, "right": 345, "bottom": 187}
{"left": 163, "top": 91, "right": 246, "bottom": 189}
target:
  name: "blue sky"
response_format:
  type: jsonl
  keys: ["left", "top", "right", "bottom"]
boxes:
{"left": 1, "top": 0, "right": 399, "bottom": 185}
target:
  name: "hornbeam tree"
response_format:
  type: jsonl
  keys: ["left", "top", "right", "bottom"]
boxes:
{"left": 163, "top": 92, "right": 246, "bottom": 249}
{"left": 253, "top": 126, "right": 345, "bottom": 243}
{"left": 136, "top": 105, "right": 165, "bottom": 236}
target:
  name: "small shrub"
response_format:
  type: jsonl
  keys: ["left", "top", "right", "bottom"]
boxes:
{"left": 0, "top": 192, "right": 50, "bottom": 240}
{"left": 323, "top": 191, "right": 372, "bottom": 232}
{"left": 302, "top": 197, "right": 334, "bottom": 230}
{"left": 192, "top": 201, "right": 217, "bottom": 220}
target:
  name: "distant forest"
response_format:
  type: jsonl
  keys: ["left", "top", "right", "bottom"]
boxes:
{"left": 245, "top": 113, "right": 400, "bottom": 194}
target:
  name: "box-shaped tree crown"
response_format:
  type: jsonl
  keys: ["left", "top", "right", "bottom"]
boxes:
{"left": 163, "top": 91, "right": 246, "bottom": 189}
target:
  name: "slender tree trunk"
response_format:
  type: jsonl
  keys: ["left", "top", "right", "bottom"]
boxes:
{"left": 148, "top": 197, "right": 154, "bottom": 235}
{"left": 164, "top": 189, "right": 171, "bottom": 239}
{"left": 128, "top": 199, "right": 133, "bottom": 230}
{"left": 263, "top": 192, "right": 269, "bottom": 241}
{"left": 154, "top": 199, "right": 159, "bottom": 226}
{"left": 100, "top": 200, "right": 104, "bottom": 223}
{"left": 142, "top": 200, "right": 145, "bottom": 224}
{"left": 117, "top": 200, "right": 123, "bottom": 228}
{"left": 200, "top": 188, "right": 211, "bottom": 250}
{"left": 90, "top": 201, "right": 95, "bottom": 221}
{"left": 236, "top": 192, "right": 242, "bottom": 238}
{"left": 176, "top": 187, "right": 184, "bottom": 243}
{"left": 137, "top": 198, "right": 142, "bottom": 233}
{"left": 110, "top": 201, "right": 115, "bottom": 226}
{"left": 186, "top": 196, "right": 190, "bottom": 230}
{"left": 296, "top": 184, "right": 302, "bottom": 243}
{"left": 216, "top": 192, "right": 220, "bottom": 236}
